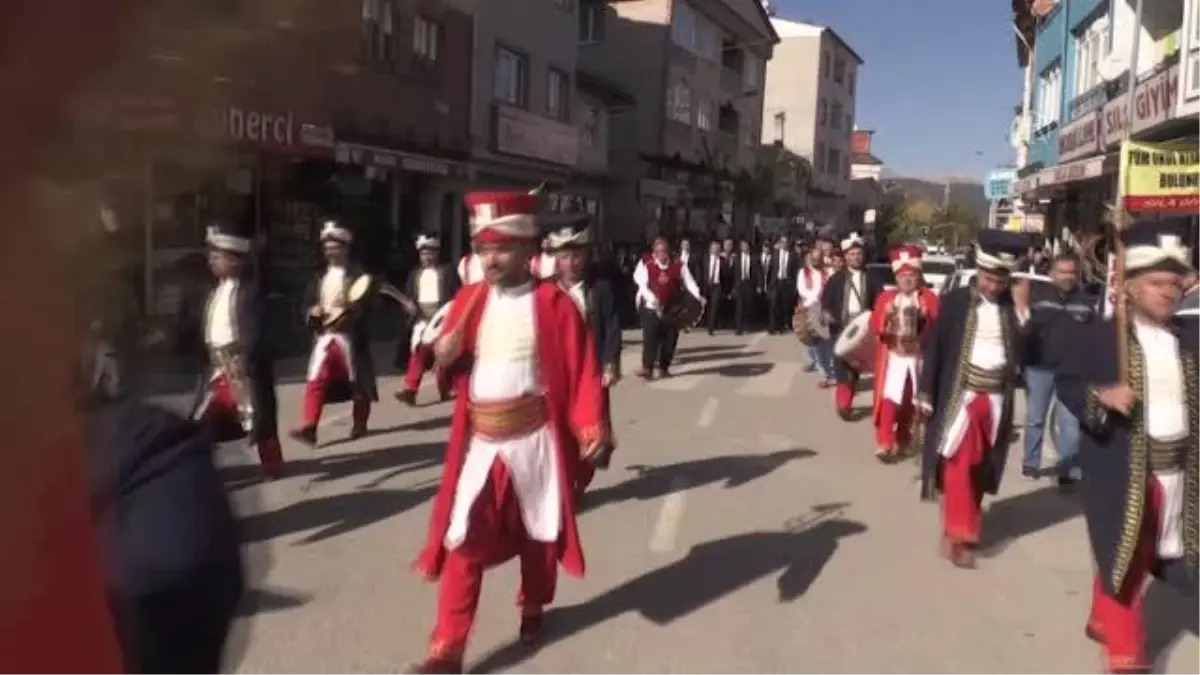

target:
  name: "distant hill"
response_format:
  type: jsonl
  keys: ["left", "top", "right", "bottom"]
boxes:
{"left": 883, "top": 177, "right": 989, "bottom": 225}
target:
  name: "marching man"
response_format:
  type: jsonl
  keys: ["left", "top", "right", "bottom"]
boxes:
{"left": 820, "top": 232, "right": 881, "bottom": 419}
{"left": 869, "top": 244, "right": 939, "bottom": 462}
{"left": 632, "top": 236, "right": 704, "bottom": 380}
{"left": 410, "top": 191, "right": 609, "bottom": 673}
{"left": 1056, "top": 221, "right": 1197, "bottom": 674}
{"left": 289, "top": 220, "right": 379, "bottom": 447}
{"left": 547, "top": 215, "right": 622, "bottom": 499}
{"left": 191, "top": 222, "right": 284, "bottom": 478}
{"left": 796, "top": 244, "right": 834, "bottom": 386}
{"left": 396, "top": 234, "right": 459, "bottom": 406}
{"left": 919, "top": 229, "right": 1030, "bottom": 569}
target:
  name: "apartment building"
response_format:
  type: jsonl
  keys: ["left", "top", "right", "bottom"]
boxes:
{"left": 760, "top": 18, "right": 862, "bottom": 229}
{"left": 578, "top": 0, "right": 777, "bottom": 242}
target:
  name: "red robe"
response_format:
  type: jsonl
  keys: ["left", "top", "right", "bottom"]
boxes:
{"left": 414, "top": 280, "right": 607, "bottom": 579}
{"left": 870, "top": 287, "right": 940, "bottom": 424}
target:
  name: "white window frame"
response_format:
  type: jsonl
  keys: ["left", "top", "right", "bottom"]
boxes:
{"left": 413, "top": 15, "right": 439, "bottom": 62}
{"left": 1036, "top": 63, "right": 1062, "bottom": 129}
{"left": 666, "top": 80, "right": 692, "bottom": 124}
{"left": 547, "top": 68, "right": 570, "bottom": 121}
{"left": 1073, "top": 16, "right": 1109, "bottom": 98}
{"left": 772, "top": 111, "right": 785, "bottom": 143}
{"left": 743, "top": 54, "right": 760, "bottom": 91}
{"left": 494, "top": 47, "right": 527, "bottom": 107}
{"left": 579, "top": 2, "right": 602, "bottom": 44}
{"left": 696, "top": 97, "right": 712, "bottom": 130}
{"left": 671, "top": 2, "right": 695, "bottom": 50}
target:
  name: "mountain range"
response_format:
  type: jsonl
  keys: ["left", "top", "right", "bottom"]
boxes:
{"left": 882, "top": 176, "right": 990, "bottom": 224}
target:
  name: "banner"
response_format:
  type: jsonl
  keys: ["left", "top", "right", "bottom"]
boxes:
{"left": 1118, "top": 140, "right": 1200, "bottom": 212}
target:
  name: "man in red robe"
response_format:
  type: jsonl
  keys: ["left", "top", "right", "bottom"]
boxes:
{"left": 410, "top": 190, "right": 609, "bottom": 674}
{"left": 869, "top": 244, "right": 939, "bottom": 461}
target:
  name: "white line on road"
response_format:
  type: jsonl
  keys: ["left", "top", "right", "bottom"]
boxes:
{"left": 648, "top": 477, "right": 690, "bottom": 553}
{"left": 735, "top": 361, "right": 801, "bottom": 397}
{"left": 650, "top": 374, "right": 701, "bottom": 391}
{"left": 696, "top": 397, "right": 719, "bottom": 428}
{"left": 746, "top": 331, "right": 769, "bottom": 349}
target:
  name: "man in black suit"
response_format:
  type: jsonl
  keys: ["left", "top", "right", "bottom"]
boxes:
{"left": 767, "top": 234, "right": 799, "bottom": 333}
{"left": 731, "top": 238, "right": 760, "bottom": 335}
{"left": 700, "top": 240, "right": 731, "bottom": 334}
{"left": 547, "top": 218, "right": 621, "bottom": 498}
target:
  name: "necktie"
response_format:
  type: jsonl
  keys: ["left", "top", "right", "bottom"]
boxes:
{"left": 778, "top": 253, "right": 786, "bottom": 280}
{"left": 742, "top": 256, "right": 748, "bottom": 280}
{"left": 711, "top": 257, "right": 718, "bottom": 284}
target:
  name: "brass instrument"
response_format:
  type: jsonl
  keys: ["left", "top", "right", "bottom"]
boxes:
{"left": 210, "top": 344, "right": 254, "bottom": 434}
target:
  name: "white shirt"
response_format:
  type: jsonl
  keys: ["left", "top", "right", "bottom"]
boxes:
{"left": 472, "top": 283, "right": 538, "bottom": 401}
{"left": 206, "top": 279, "right": 237, "bottom": 348}
{"left": 565, "top": 281, "right": 587, "bottom": 317}
{"left": 417, "top": 267, "right": 441, "bottom": 304}
{"left": 633, "top": 258, "right": 703, "bottom": 309}
{"left": 969, "top": 296, "right": 1008, "bottom": 370}
{"left": 538, "top": 253, "right": 558, "bottom": 279}
{"left": 708, "top": 254, "right": 721, "bottom": 284}
{"left": 680, "top": 251, "right": 690, "bottom": 266}
{"left": 796, "top": 266, "right": 825, "bottom": 307}
{"left": 1134, "top": 317, "right": 1187, "bottom": 441}
{"left": 776, "top": 250, "right": 789, "bottom": 280}
{"left": 320, "top": 265, "right": 347, "bottom": 313}
{"left": 739, "top": 253, "right": 752, "bottom": 282}
{"left": 845, "top": 268, "right": 865, "bottom": 315}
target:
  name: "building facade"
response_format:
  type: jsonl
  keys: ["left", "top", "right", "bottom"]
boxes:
{"left": 761, "top": 18, "right": 863, "bottom": 229}
{"left": 578, "top": 0, "right": 777, "bottom": 244}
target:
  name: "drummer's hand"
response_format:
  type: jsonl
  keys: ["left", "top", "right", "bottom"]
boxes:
{"left": 602, "top": 371, "right": 618, "bottom": 388}
{"left": 433, "top": 330, "right": 463, "bottom": 366}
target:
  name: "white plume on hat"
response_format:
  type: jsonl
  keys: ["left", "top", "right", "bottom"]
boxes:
{"left": 206, "top": 225, "right": 251, "bottom": 254}
{"left": 840, "top": 232, "right": 865, "bottom": 251}
{"left": 320, "top": 220, "right": 353, "bottom": 244}
{"left": 547, "top": 225, "right": 590, "bottom": 250}
{"left": 415, "top": 234, "right": 440, "bottom": 249}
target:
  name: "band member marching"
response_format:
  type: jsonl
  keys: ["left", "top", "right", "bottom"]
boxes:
{"left": 870, "top": 244, "right": 939, "bottom": 462}
{"left": 1055, "top": 221, "right": 1197, "bottom": 674}
{"left": 410, "top": 190, "right": 608, "bottom": 673}
{"left": 820, "top": 232, "right": 880, "bottom": 419}
{"left": 190, "top": 222, "right": 284, "bottom": 478}
{"left": 919, "top": 230, "right": 1030, "bottom": 568}
{"left": 547, "top": 217, "right": 622, "bottom": 499}
{"left": 290, "top": 220, "right": 379, "bottom": 446}
{"left": 632, "top": 236, "right": 704, "bottom": 379}
{"left": 397, "top": 234, "right": 459, "bottom": 406}
{"left": 796, "top": 245, "right": 834, "bottom": 386}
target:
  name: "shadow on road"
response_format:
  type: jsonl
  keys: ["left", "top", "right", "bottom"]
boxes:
{"left": 672, "top": 349, "right": 763, "bottom": 367}
{"left": 673, "top": 344, "right": 743, "bottom": 357}
{"left": 235, "top": 586, "right": 311, "bottom": 618}
{"left": 239, "top": 483, "right": 437, "bottom": 544}
{"left": 581, "top": 449, "right": 815, "bottom": 514}
{"left": 1146, "top": 579, "right": 1200, "bottom": 666}
{"left": 222, "top": 441, "right": 444, "bottom": 490}
{"left": 976, "top": 484, "right": 1083, "bottom": 557}
{"left": 319, "top": 414, "right": 452, "bottom": 449}
{"left": 678, "top": 361, "right": 774, "bottom": 378}
{"left": 469, "top": 509, "right": 866, "bottom": 673}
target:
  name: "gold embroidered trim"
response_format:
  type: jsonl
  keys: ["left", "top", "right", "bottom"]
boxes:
{"left": 1113, "top": 328, "right": 1148, "bottom": 591}
{"left": 1083, "top": 386, "right": 1107, "bottom": 430}
{"left": 927, "top": 294, "right": 979, "bottom": 457}
{"left": 1182, "top": 349, "right": 1198, "bottom": 575}
{"left": 468, "top": 395, "right": 546, "bottom": 441}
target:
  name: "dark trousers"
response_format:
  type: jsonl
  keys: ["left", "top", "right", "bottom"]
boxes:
{"left": 110, "top": 563, "right": 243, "bottom": 673}
{"left": 768, "top": 286, "right": 794, "bottom": 332}
{"left": 640, "top": 308, "right": 679, "bottom": 371}
{"left": 733, "top": 289, "right": 753, "bottom": 334}
{"left": 704, "top": 288, "right": 724, "bottom": 333}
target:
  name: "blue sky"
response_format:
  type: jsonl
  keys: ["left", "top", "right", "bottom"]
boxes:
{"left": 773, "top": 0, "right": 1020, "bottom": 181}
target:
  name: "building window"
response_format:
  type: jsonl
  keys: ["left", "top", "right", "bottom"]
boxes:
{"left": 1036, "top": 62, "right": 1062, "bottom": 128}
{"left": 696, "top": 18, "right": 719, "bottom": 61}
{"left": 815, "top": 141, "right": 826, "bottom": 172}
{"left": 666, "top": 80, "right": 691, "bottom": 124}
{"left": 833, "top": 55, "right": 845, "bottom": 83}
{"left": 1073, "top": 16, "right": 1109, "bottom": 97}
{"left": 821, "top": 50, "right": 830, "bottom": 78}
{"left": 494, "top": 46, "right": 528, "bottom": 106}
{"left": 772, "top": 111, "right": 785, "bottom": 143}
{"left": 695, "top": 97, "right": 712, "bottom": 130}
{"left": 413, "top": 15, "right": 440, "bottom": 62}
{"left": 818, "top": 98, "right": 828, "bottom": 126}
{"left": 845, "top": 113, "right": 853, "bottom": 132}
{"left": 827, "top": 147, "right": 841, "bottom": 177}
{"left": 743, "top": 54, "right": 761, "bottom": 92}
{"left": 547, "top": 68, "right": 570, "bottom": 121}
{"left": 361, "top": 0, "right": 395, "bottom": 62}
{"left": 830, "top": 101, "right": 843, "bottom": 130}
{"left": 579, "top": 2, "right": 603, "bottom": 43}
{"left": 581, "top": 105, "right": 601, "bottom": 147}
{"left": 847, "top": 68, "right": 855, "bottom": 95}
{"left": 671, "top": 2, "right": 695, "bottom": 50}
{"left": 843, "top": 154, "right": 851, "bottom": 179}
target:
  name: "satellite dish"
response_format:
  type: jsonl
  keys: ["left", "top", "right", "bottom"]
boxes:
{"left": 1097, "top": 55, "right": 1128, "bottom": 82}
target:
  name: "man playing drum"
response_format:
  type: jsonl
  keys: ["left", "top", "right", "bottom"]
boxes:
{"left": 868, "top": 244, "right": 939, "bottom": 462}
{"left": 796, "top": 245, "right": 834, "bottom": 386}
{"left": 632, "top": 237, "right": 704, "bottom": 380}
{"left": 820, "top": 232, "right": 881, "bottom": 419}
{"left": 396, "top": 234, "right": 459, "bottom": 406}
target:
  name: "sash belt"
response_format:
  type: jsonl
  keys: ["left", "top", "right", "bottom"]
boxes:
{"left": 469, "top": 395, "right": 546, "bottom": 441}
{"left": 964, "top": 364, "right": 1006, "bottom": 393}
{"left": 1148, "top": 436, "right": 1188, "bottom": 473}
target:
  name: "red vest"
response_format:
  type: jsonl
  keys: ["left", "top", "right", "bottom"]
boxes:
{"left": 644, "top": 255, "right": 682, "bottom": 305}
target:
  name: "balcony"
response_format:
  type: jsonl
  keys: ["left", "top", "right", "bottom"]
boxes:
{"left": 720, "top": 67, "right": 741, "bottom": 93}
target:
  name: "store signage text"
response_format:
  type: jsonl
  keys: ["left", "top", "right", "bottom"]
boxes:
{"left": 493, "top": 104, "right": 579, "bottom": 167}
{"left": 1057, "top": 112, "right": 1101, "bottom": 162}
{"left": 1101, "top": 64, "right": 1179, "bottom": 147}
{"left": 223, "top": 106, "right": 293, "bottom": 147}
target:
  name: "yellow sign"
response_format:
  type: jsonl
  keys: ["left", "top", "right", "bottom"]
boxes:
{"left": 1118, "top": 140, "right": 1200, "bottom": 212}
{"left": 1003, "top": 214, "right": 1044, "bottom": 233}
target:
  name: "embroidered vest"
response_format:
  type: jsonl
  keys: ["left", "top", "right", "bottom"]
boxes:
{"left": 644, "top": 255, "right": 682, "bottom": 305}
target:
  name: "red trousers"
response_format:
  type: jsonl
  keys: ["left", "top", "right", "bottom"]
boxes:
{"left": 203, "top": 374, "right": 283, "bottom": 471}
{"left": 876, "top": 378, "right": 915, "bottom": 450}
{"left": 835, "top": 373, "right": 859, "bottom": 415}
{"left": 940, "top": 393, "right": 993, "bottom": 545}
{"left": 301, "top": 340, "right": 369, "bottom": 429}
{"left": 403, "top": 345, "right": 449, "bottom": 397}
{"left": 431, "top": 460, "right": 558, "bottom": 653}
{"left": 1087, "top": 477, "right": 1169, "bottom": 672}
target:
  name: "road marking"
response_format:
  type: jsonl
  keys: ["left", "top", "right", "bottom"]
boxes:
{"left": 650, "top": 374, "right": 701, "bottom": 391}
{"left": 696, "top": 397, "right": 719, "bottom": 428}
{"left": 734, "top": 361, "right": 800, "bottom": 397}
{"left": 746, "top": 332, "right": 768, "bottom": 349}
{"left": 648, "top": 477, "right": 689, "bottom": 553}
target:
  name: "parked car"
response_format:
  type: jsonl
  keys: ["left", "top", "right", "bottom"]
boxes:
{"left": 921, "top": 255, "right": 959, "bottom": 294}
{"left": 940, "top": 268, "right": 1052, "bottom": 295}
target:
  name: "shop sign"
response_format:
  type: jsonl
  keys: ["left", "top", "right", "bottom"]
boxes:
{"left": 1101, "top": 63, "right": 1180, "bottom": 147}
{"left": 334, "top": 142, "right": 463, "bottom": 177}
{"left": 493, "top": 104, "right": 580, "bottom": 167}
{"left": 1040, "top": 154, "right": 1111, "bottom": 187}
{"left": 1118, "top": 140, "right": 1200, "bottom": 212}
{"left": 984, "top": 168, "right": 1016, "bottom": 200}
{"left": 638, "top": 178, "right": 689, "bottom": 201}
{"left": 1011, "top": 175, "right": 1039, "bottom": 195}
{"left": 1057, "top": 112, "right": 1101, "bottom": 162}
{"left": 217, "top": 105, "right": 334, "bottom": 157}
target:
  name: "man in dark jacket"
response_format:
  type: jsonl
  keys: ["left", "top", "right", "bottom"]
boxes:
{"left": 1020, "top": 251, "right": 1097, "bottom": 486}
{"left": 88, "top": 398, "right": 244, "bottom": 673}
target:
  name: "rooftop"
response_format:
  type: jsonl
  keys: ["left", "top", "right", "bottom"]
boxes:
{"left": 769, "top": 17, "right": 864, "bottom": 65}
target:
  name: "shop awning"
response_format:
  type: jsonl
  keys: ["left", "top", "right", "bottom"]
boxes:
{"left": 1013, "top": 152, "right": 1118, "bottom": 197}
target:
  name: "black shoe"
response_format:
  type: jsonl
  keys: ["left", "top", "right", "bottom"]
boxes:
{"left": 1056, "top": 474, "right": 1077, "bottom": 490}
{"left": 1021, "top": 465, "right": 1040, "bottom": 479}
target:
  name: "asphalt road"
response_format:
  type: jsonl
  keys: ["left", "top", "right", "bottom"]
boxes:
{"left": 209, "top": 330, "right": 1198, "bottom": 673}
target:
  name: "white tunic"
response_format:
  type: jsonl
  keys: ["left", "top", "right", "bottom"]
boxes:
{"left": 880, "top": 292, "right": 920, "bottom": 405}
{"left": 795, "top": 267, "right": 825, "bottom": 307}
{"left": 206, "top": 279, "right": 237, "bottom": 349}
{"left": 1134, "top": 317, "right": 1188, "bottom": 559}
{"left": 416, "top": 268, "right": 441, "bottom": 304}
{"left": 307, "top": 266, "right": 356, "bottom": 382}
{"left": 565, "top": 281, "right": 586, "bottom": 317}
{"left": 457, "top": 255, "right": 484, "bottom": 284}
{"left": 939, "top": 298, "right": 1006, "bottom": 458}
{"left": 845, "top": 268, "right": 866, "bottom": 316}
{"left": 632, "top": 259, "right": 703, "bottom": 309}
{"left": 537, "top": 253, "right": 558, "bottom": 280}
{"left": 445, "top": 283, "right": 561, "bottom": 548}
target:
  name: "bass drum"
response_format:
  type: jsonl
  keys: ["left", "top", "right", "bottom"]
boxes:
{"left": 793, "top": 303, "right": 830, "bottom": 346}
{"left": 418, "top": 301, "right": 454, "bottom": 346}
{"left": 832, "top": 312, "right": 876, "bottom": 373}
{"left": 661, "top": 293, "right": 703, "bottom": 331}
